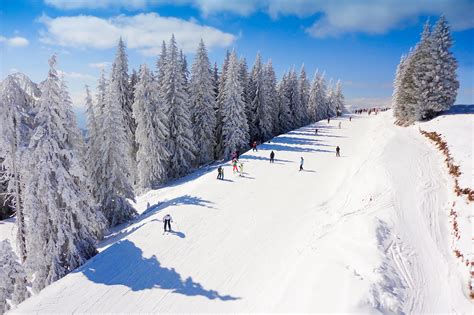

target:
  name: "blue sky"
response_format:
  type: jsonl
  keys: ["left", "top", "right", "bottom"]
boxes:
{"left": 1, "top": 0, "right": 473, "bottom": 126}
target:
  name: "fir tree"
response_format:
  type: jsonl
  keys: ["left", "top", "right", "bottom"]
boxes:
{"left": 263, "top": 60, "right": 279, "bottom": 135}
{"left": 109, "top": 38, "right": 137, "bottom": 185}
{"left": 249, "top": 53, "right": 273, "bottom": 142}
{"left": 24, "top": 56, "right": 106, "bottom": 292}
{"left": 163, "top": 35, "right": 196, "bottom": 177}
{"left": 190, "top": 40, "right": 217, "bottom": 165}
{"left": 298, "top": 64, "right": 310, "bottom": 124}
{"left": 133, "top": 64, "right": 170, "bottom": 191}
{"left": 277, "top": 72, "right": 293, "bottom": 133}
{"left": 215, "top": 50, "right": 231, "bottom": 158}
{"left": 0, "top": 240, "right": 29, "bottom": 313}
{"left": 221, "top": 50, "right": 249, "bottom": 158}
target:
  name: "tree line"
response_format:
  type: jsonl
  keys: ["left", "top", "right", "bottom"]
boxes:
{"left": 0, "top": 35, "right": 345, "bottom": 311}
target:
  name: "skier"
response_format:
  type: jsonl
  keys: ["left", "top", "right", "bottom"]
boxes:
{"left": 232, "top": 158, "right": 238, "bottom": 173}
{"left": 239, "top": 162, "right": 244, "bottom": 177}
{"left": 315, "top": 128, "right": 318, "bottom": 135}
{"left": 336, "top": 146, "right": 340, "bottom": 157}
{"left": 338, "top": 121, "right": 341, "bottom": 129}
{"left": 349, "top": 116, "right": 352, "bottom": 122}
{"left": 217, "top": 166, "right": 223, "bottom": 180}
{"left": 252, "top": 141, "right": 258, "bottom": 152}
{"left": 270, "top": 151, "right": 275, "bottom": 163}
{"left": 299, "top": 157, "right": 304, "bottom": 171}
{"left": 327, "top": 116, "right": 330, "bottom": 124}
{"left": 163, "top": 214, "right": 173, "bottom": 232}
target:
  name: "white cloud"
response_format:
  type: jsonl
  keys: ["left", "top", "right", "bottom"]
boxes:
{"left": 0, "top": 35, "right": 29, "bottom": 47}
{"left": 38, "top": 12, "right": 236, "bottom": 54}
{"left": 44, "top": 0, "right": 474, "bottom": 36}
{"left": 88, "top": 62, "right": 111, "bottom": 69}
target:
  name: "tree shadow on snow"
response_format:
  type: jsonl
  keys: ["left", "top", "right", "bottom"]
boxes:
{"left": 80, "top": 240, "right": 240, "bottom": 301}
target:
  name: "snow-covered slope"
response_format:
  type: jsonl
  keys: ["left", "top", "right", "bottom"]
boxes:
{"left": 13, "top": 112, "right": 472, "bottom": 313}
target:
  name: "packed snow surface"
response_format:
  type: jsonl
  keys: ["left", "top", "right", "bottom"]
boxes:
{"left": 13, "top": 111, "right": 471, "bottom": 313}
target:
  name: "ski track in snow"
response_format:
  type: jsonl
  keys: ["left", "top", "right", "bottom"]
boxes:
{"left": 12, "top": 112, "right": 471, "bottom": 313}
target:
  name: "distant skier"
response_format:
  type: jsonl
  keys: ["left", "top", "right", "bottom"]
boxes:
{"left": 315, "top": 128, "right": 318, "bottom": 135}
{"left": 217, "top": 166, "right": 224, "bottom": 180}
{"left": 270, "top": 151, "right": 275, "bottom": 163}
{"left": 252, "top": 141, "right": 258, "bottom": 152}
{"left": 327, "top": 117, "right": 330, "bottom": 124}
{"left": 239, "top": 162, "right": 244, "bottom": 177}
{"left": 336, "top": 146, "right": 340, "bottom": 157}
{"left": 338, "top": 122, "right": 341, "bottom": 129}
{"left": 349, "top": 116, "right": 352, "bottom": 122}
{"left": 232, "top": 159, "right": 238, "bottom": 173}
{"left": 299, "top": 157, "right": 304, "bottom": 171}
{"left": 163, "top": 214, "right": 173, "bottom": 232}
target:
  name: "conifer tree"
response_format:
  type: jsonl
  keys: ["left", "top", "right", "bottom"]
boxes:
{"left": 133, "top": 64, "right": 170, "bottom": 191}
{"left": 298, "top": 65, "right": 310, "bottom": 124}
{"left": 263, "top": 60, "right": 279, "bottom": 135}
{"left": 24, "top": 56, "right": 106, "bottom": 291}
{"left": 249, "top": 53, "right": 272, "bottom": 142}
{"left": 190, "top": 40, "right": 217, "bottom": 165}
{"left": 162, "top": 35, "right": 196, "bottom": 177}
{"left": 221, "top": 50, "right": 249, "bottom": 158}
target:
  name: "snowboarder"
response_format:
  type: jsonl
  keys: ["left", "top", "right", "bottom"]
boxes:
{"left": 163, "top": 214, "right": 173, "bottom": 232}
{"left": 239, "top": 162, "right": 244, "bottom": 177}
{"left": 217, "top": 166, "right": 224, "bottom": 180}
{"left": 338, "top": 121, "right": 341, "bottom": 129}
{"left": 252, "top": 141, "right": 258, "bottom": 152}
{"left": 336, "top": 146, "right": 340, "bottom": 157}
{"left": 299, "top": 157, "right": 304, "bottom": 171}
{"left": 232, "top": 159, "right": 238, "bottom": 173}
{"left": 270, "top": 151, "right": 275, "bottom": 163}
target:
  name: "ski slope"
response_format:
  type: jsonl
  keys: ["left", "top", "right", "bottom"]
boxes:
{"left": 13, "top": 112, "right": 471, "bottom": 313}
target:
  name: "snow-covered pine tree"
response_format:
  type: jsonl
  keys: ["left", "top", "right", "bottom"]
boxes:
{"left": 190, "top": 39, "right": 217, "bottom": 165}
{"left": 163, "top": 35, "right": 196, "bottom": 177}
{"left": 215, "top": 50, "right": 231, "bottom": 158}
{"left": 298, "top": 64, "right": 310, "bottom": 124}
{"left": 0, "top": 240, "right": 29, "bottom": 313}
{"left": 249, "top": 53, "right": 273, "bottom": 142}
{"left": 156, "top": 41, "right": 167, "bottom": 92}
{"left": 221, "top": 50, "right": 249, "bottom": 158}
{"left": 133, "top": 64, "right": 170, "bottom": 191}
{"left": 24, "top": 56, "right": 106, "bottom": 292}
{"left": 397, "top": 51, "right": 418, "bottom": 123}
{"left": 84, "top": 84, "right": 104, "bottom": 203}
{"left": 109, "top": 38, "right": 137, "bottom": 185}
{"left": 308, "top": 70, "right": 323, "bottom": 122}
{"left": 97, "top": 68, "right": 137, "bottom": 226}
{"left": 129, "top": 68, "right": 138, "bottom": 105}
{"left": 263, "top": 60, "right": 279, "bottom": 136}
{"left": 333, "top": 80, "right": 345, "bottom": 115}
{"left": 0, "top": 76, "right": 35, "bottom": 262}
{"left": 277, "top": 72, "right": 293, "bottom": 133}
{"left": 429, "top": 16, "right": 459, "bottom": 114}
{"left": 212, "top": 62, "right": 219, "bottom": 100}
{"left": 288, "top": 68, "right": 305, "bottom": 128}
{"left": 411, "top": 21, "right": 436, "bottom": 121}
{"left": 239, "top": 57, "right": 253, "bottom": 140}
{"left": 326, "top": 79, "right": 338, "bottom": 117}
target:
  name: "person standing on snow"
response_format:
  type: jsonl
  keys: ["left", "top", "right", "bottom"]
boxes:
{"left": 327, "top": 116, "right": 330, "bottom": 124}
{"left": 239, "top": 162, "right": 244, "bottom": 177}
{"left": 338, "top": 121, "right": 341, "bottom": 129}
{"left": 270, "top": 151, "right": 275, "bottom": 163}
{"left": 315, "top": 128, "right": 318, "bottom": 135}
{"left": 299, "top": 157, "right": 304, "bottom": 171}
{"left": 217, "top": 166, "right": 224, "bottom": 180}
{"left": 163, "top": 214, "right": 173, "bottom": 232}
{"left": 252, "top": 141, "right": 258, "bottom": 152}
{"left": 232, "top": 159, "right": 238, "bottom": 173}
{"left": 336, "top": 146, "right": 341, "bottom": 157}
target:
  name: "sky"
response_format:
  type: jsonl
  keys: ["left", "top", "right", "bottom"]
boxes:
{"left": 1, "top": 0, "right": 473, "bottom": 127}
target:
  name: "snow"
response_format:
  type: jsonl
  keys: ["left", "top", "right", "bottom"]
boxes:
{"left": 12, "top": 111, "right": 472, "bottom": 313}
